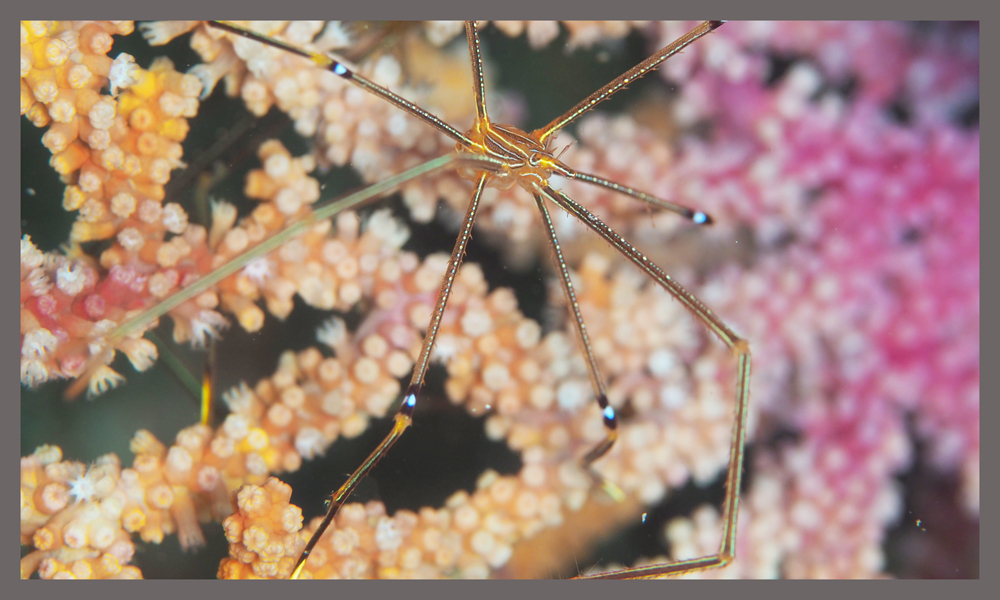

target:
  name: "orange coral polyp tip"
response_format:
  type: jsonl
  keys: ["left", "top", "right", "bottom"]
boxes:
{"left": 252, "top": 204, "right": 283, "bottom": 230}
{"left": 129, "top": 107, "right": 159, "bottom": 132}
{"left": 26, "top": 103, "right": 52, "bottom": 128}
{"left": 135, "top": 131, "right": 163, "bottom": 156}
{"left": 50, "top": 142, "right": 90, "bottom": 175}
{"left": 67, "top": 65, "right": 94, "bottom": 89}
{"left": 244, "top": 170, "right": 278, "bottom": 199}
{"left": 42, "top": 129, "right": 72, "bottom": 154}
{"left": 82, "top": 29, "right": 114, "bottom": 56}
{"left": 71, "top": 220, "right": 116, "bottom": 243}
{"left": 31, "top": 79, "right": 59, "bottom": 105}
{"left": 130, "top": 180, "right": 166, "bottom": 202}
{"left": 140, "top": 157, "right": 172, "bottom": 185}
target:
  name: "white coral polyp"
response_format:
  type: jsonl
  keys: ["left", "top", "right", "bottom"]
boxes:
{"left": 21, "top": 359, "right": 49, "bottom": 386}
{"left": 221, "top": 382, "right": 256, "bottom": 414}
{"left": 294, "top": 427, "right": 327, "bottom": 460}
{"left": 119, "top": 337, "right": 158, "bottom": 371}
{"left": 88, "top": 365, "right": 125, "bottom": 398}
{"left": 55, "top": 261, "right": 89, "bottom": 296}
{"left": 22, "top": 328, "right": 58, "bottom": 358}
{"left": 161, "top": 203, "right": 189, "bottom": 234}
{"left": 365, "top": 208, "right": 410, "bottom": 249}
{"left": 316, "top": 317, "right": 348, "bottom": 349}
{"left": 21, "top": 235, "right": 45, "bottom": 269}
{"left": 242, "top": 257, "right": 273, "bottom": 284}
{"left": 222, "top": 414, "right": 251, "bottom": 440}
{"left": 67, "top": 473, "right": 97, "bottom": 503}
{"left": 189, "top": 310, "right": 229, "bottom": 347}
{"left": 25, "top": 268, "right": 51, "bottom": 296}
{"left": 315, "top": 21, "right": 351, "bottom": 50}
{"left": 108, "top": 53, "right": 139, "bottom": 97}
{"left": 139, "top": 21, "right": 198, "bottom": 46}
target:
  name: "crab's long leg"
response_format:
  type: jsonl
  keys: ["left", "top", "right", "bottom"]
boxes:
{"left": 534, "top": 20, "right": 724, "bottom": 144}
{"left": 532, "top": 192, "right": 622, "bottom": 497}
{"left": 538, "top": 184, "right": 751, "bottom": 578}
{"left": 564, "top": 168, "right": 713, "bottom": 224}
{"left": 466, "top": 21, "right": 490, "bottom": 125}
{"left": 106, "top": 152, "right": 481, "bottom": 344}
{"left": 291, "top": 173, "right": 490, "bottom": 579}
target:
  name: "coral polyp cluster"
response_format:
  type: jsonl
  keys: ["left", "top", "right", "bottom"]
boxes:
{"left": 21, "top": 20, "right": 978, "bottom": 578}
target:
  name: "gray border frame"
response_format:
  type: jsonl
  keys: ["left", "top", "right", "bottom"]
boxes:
{"left": 10, "top": 1, "right": 989, "bottom": 599}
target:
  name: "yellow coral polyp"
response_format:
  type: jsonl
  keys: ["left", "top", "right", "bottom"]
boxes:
{"left": 240, "top": 428, "right": 270, "bottom": 453}
{"left": 22, "top": 468, "right": 39, "bottom": 489}
{"left": 259, "top": 446, "right": 280, "bottom": 471}
{"left": 159, "top": 117, "right": 190, "bottom": 142}
{"left": 115, "top": 90, "right": 146, "bottom": 117}
{"left": 22, "top": 21, "right": 55, "bottom": 43}
{"left": 29, "top": 41, "right": 57, "bottom": 71}
{"left": 237, "top": 304, "right": 265, "bottom": 333}
{"left": 140, "top": 525, "right": 164, "bottom": 545}
{"left": 127, "top": 68, "right": 161, "bottom": 100}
